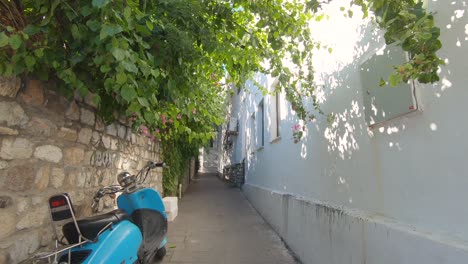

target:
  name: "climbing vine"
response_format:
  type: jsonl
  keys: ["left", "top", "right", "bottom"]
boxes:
{"left": 0, "top": 0, "right": 443, "bottom": 184}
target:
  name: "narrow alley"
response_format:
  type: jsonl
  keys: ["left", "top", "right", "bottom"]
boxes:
{"left": 157, "top": 173, "right": 298, "bottom": 264}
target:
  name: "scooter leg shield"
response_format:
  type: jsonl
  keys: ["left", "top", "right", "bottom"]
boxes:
{"left": 58, "top": 220, "right": 142, "bottom": 264}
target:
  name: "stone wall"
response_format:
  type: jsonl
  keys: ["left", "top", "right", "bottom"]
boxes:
{"left": 0, "top": 77, "right": 163, "bottom": 263}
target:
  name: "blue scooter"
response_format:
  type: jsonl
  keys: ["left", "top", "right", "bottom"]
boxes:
{"left": 24, "top": 161, "right": 168, "bottom": 264}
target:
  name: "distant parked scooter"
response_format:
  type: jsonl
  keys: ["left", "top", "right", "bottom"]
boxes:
{"left": 22, "top": 161, "right": 168, "bottom": 264}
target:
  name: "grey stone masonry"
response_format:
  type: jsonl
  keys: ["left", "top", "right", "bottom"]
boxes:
{"left": 0, "top": 78, "right": 163, "bottom": 263}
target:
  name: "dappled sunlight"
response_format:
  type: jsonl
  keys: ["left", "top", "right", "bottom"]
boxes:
{"left": 322, "top": 104, "right": 361, "bottom": 160}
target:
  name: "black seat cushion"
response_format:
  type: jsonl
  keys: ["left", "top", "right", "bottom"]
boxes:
{"left": 63, "top": 209, "right": 130, "bottom": 244}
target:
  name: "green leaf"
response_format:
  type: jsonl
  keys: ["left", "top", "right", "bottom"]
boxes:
{"left": 23, "top": 25, "right": 41, "bottom": 36}
{"left": 100, "top": 24, "right": 123, "bottom": 40}
{"left": 146, "top": 21, "right": 154, "bottom": 31}
{"left": 0, "top": 32, "right": 9, "bottom": 47}
{"left": 144, "top": 111, "right": 155, "bottom": 123}
{"left": 116, "top": 72, "right": 127, "bottom": 84}
{"left": 150, "top": 69, "right": 160, "bottom": 78}
{"left": 138, "top": 97, "right": 150, "bottom": 108}
{"left": 92, "top": 0, "right": 110, "bottom": 8}
{"left": 9, "top": 35, "right": 22, "bottom": 50}
{"left": 34, "top": 49, "right": 44, "bottom": 58}
{"left": 124, "top": 7, "right": 131, "bottom": 19}
{"left": 86, "top": 20, "right": 101, "bottom": 32}
{"left": 71, "top": 24, "right": 81, "bottom": 39}
{"left": 100, "top": 64, "right": 111, "bottom": 73}
{"left": 81, "top": 5, "right": 93, "bottom": 17}
{"left": 388, "top": 74, "right": 403, "bottom": 87}
{"left": 121, "top": 85, "right": 137, "bottom": 102}
{"left": 379, "top": 78, "right": 386, "bottom": 87}
{"left": 92, "top": 94, "right": 101, "bottom": 106}
{"left": 112, "top": 49, "right": 126, "bottom": 61}
{"left": 25, "top": 56, "right": 36, "bottom": 69}
{"left": 122, "top": 61, "right": 138, "bottom": 73}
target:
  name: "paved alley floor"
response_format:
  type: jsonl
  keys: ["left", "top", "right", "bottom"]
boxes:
{"left": 156, "top": 173, "right": 298, "bottom": 264}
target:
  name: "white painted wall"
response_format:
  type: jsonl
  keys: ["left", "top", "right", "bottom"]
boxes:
{"left": 222, "top": 1, "right": 468, "bottom": 263}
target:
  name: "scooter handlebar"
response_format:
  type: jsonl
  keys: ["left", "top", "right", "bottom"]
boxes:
{"left": 146, "top": 161, "right": 167, "bottom": 169}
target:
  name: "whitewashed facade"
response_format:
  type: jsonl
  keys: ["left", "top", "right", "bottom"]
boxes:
{"left": 219, "top": 1, "right": 468, "bottom": 263}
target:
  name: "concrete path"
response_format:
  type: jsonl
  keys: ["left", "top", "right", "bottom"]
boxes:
{"left": 157, "top": 173, "right": 298, "bottom": 264}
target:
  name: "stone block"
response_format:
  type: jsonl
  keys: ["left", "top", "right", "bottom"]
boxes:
{"left": 95, "top": 117, "right": 105, "bottom": 131}
{"left": 0, "top": 160, "right": 7, "bottom": 170}
{"left": 73, "top": 90, "right": 83, "bottom": 102}
{"left": 80, "top": 108, "right": 95, "bottom": 126}
{"left": 34, "top": 145, "right": 63, "bottom": 163}
{"left": 0, "top": 196, "right": 12, "bottom": 209}
{"left": 18, "top": 79, "right": 45, "bottom": 106}
{"left": 4, "top": 164, "right": 36, "bottom": 191}
{"left": 40, "top": 227, "right": 53, "bottom": 247}
{"left": 85, "top": 93, "right": 99, "bottom": 108}
{"left": 57, "top": 127, "right": 78, "bottom": 141}
{"left": 131, "top": 133, "right": 137, "bottom": 144}
{"left": 34, "top": 165, "right": 51, "bottom": 191}
{"left": 64, "top": 169, "right": 79, "bottom": 187}
{"left": 110, "top": 138, "right": 118, "bottom": 150}
{"left": 64, "top": 147, "right": 85, "bottom": 165}
{"left": 76, "top": 170, "right": 87, "bottom": 187}
{"left": 50, "top": 167, "right": 65, "bottom": 188}
{"left": 84, "top": 151, "right": 93, "bottom": 166}
{"left": 163, "top": 197, "right": 178, "bottom": 211}
{"left": 25, "top": 116, "right": 57, "bottom": 137}
{"left": 7, "top": 230, "right": 40, "bottom": 262}
{"left": 125, "top": 127, "right": 132, "bottom": 141}
{"left": 65, "top": 101, "right": 80, "bottom": 121}
{"left": 0, "top": 76, "right": 21, "bottom": 97}
{"left": 16, "top": 197, "right": 30, "bottom": 215}
{"left": 16, "top": 205, "right": 48, "bottom": 230}
{"left": 0, "top": 251, "right": 9, "bottom": 264}
{"left": 106, "top": 123, "right": 117, "bottom": 136}
{"left": 77, "top": 127, "right": 93, "bottom": 145}
{"left": 0, "top": 138, "right": 33, "bottom": 160}
{"left": 102, "top": 135, "right": 111, "bottom": 149}
{"left": 0, "top": 211, "right": 15, "bottom": 240}
{"left": 0, "top": 126, "right": 18, "bottom": 136}
{"left": 0, "top": 101, "right": 29, "bottom": 127}
{"left": 117, "top": 124, "right": 126, "bottom": 139}
{"left": 91, "top": 131, "right": 101, "bottom": 146}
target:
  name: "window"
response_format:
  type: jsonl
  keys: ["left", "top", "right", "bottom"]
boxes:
{"left": 249, "top": 113, "right": 255, "bottom": 153}
{"left": 360, "top": 44, "right": 418, "bottom": 126}
{"left": 269, "top": 80, "right": 281, "bottom": 141}
{"left": 257, "top": 99, "right": 264, "bottom": 148}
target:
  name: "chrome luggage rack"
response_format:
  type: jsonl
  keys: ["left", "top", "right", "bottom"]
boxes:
{"left": 19, "top": 194, "right": 112, "bottom": 264}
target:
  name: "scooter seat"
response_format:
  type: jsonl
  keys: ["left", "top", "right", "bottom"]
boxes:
{"left": 62, "top": 209, "right": 130, "bottom": 244}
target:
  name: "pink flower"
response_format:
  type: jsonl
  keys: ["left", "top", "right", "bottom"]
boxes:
{"left": 161, "top": 114, "right": 167, "bottom": 124}
{"left": 169, "top": 119, "right": 173, "bottom": 123}
{"left": 155, "top": 129, "right": 160, "bottom": 134}
{"left": 192, "top": 108, "right": 196, "bottom": 114}
{"left": 177, "top": 114, "right": 182, "bottom": 120}
{"left": 291, "top": 124, "right": 301, "bottom": 132}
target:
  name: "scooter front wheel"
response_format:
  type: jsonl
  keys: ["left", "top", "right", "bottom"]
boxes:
{"left": 155, "top": 246, "right": 167, "bottom": 259}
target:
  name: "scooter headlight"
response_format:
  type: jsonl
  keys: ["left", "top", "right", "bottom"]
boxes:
{"left": 117, "top": 171, "right": 135, "bottom": 187}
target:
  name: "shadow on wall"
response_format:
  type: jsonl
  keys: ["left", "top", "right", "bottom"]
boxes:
{"left": 242, "top": 1, "right": 468, "bottom": 210}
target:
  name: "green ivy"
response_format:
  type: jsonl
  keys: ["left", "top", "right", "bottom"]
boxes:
{"left": 0, "top": 0, "right": 443, "bottom": 149}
